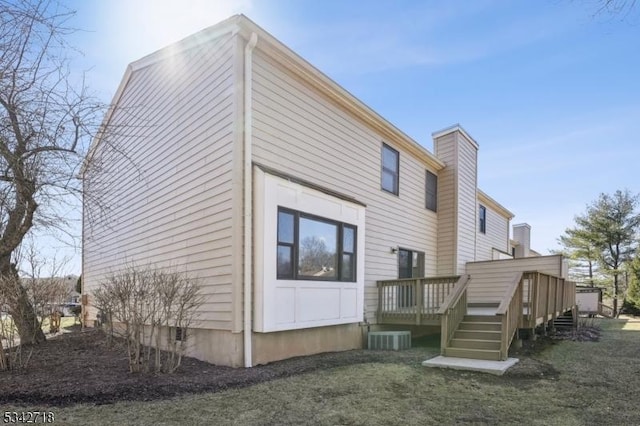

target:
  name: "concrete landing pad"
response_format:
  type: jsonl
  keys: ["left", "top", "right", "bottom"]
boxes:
{"left": 422, "top": 356, "right": 519, "bottom": 376}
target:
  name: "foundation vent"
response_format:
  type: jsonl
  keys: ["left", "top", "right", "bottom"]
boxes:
{"left": 368, "top": 331, "right": 411, "bottom": 350}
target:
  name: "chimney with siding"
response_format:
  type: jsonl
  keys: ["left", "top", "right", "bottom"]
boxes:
{"left": 432, "top": 124, "right": 479, "bottom": 275}
{"left": 513, "top": 223, "right": 531, "bottom": 258}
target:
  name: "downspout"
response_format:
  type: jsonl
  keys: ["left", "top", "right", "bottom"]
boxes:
{"left": 244, "top": 32, "right": 258, "bottom": 368}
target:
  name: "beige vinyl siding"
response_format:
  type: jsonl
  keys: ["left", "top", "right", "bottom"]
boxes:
{"left": 249, "top": 48, "right": 438, "bottom": 321}
{"left": 83, "top": 33, "right": 237, "bottom": 330}
{"left": 434, "top": 134, "right": 456, "bottom": 276}
{"left": 466, "top": 255, "right": 564, "bottom": 303}
{"left": 455, "top": 134, "right": 477, "bottom": 272}
{"left": 475, "top": 204, "right": 509, "bottom": 261}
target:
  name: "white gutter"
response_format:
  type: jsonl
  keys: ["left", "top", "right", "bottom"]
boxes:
{"left": 243, "top": 32, "right": 258, "bottom": 368}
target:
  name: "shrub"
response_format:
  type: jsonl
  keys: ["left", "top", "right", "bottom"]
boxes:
{"left": 621, "top": 299, "right": 640, "bottom": 316}
{"left": 93, "top": 266, "right": 204, "bottom": 373}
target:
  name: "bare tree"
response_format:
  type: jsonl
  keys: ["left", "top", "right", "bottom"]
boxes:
{"left": 20, "top": 239, "right": 71, "bottom": 321}
{"left": 582, "top": 0, "right": 640, "bottom": 23}
{"left": 595, "top": 0, "right": 638, "bottom": 17}
{"left": 0, "top": 1, "right": 101, "bottom": 344}
{"left": 0, "top": 240, "right": 72, "bottom": 370}
{"left": 299, "top": 236, "right": 335, "bottom": 276}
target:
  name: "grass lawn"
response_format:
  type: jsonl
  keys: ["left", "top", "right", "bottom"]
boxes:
{"left": 1, "top": 316, "right": 77, "bottom": 341}
{"left": 4, "top": 318, "right": 640, "bottom": 425}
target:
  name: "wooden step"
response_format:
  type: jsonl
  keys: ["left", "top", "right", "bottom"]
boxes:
{"left": 554, "top": 315, "right": 574, "bottom": 327}
{"left": 444, "top": 347, "right": 502, "bottom": 361}
{"left": 449, "top": 338, "right": 501, "bottom": 350}
{"left": 458, "top": 321, "right": 502, "bottom": 332}
{"left": 454, "top": 330, "right": 501, "bottom": 341}
{"left": 464, "top": 315, "right": 501, "bottom": 323}
{"left": 467, "top": 303, "right": 500, "bottom": 308}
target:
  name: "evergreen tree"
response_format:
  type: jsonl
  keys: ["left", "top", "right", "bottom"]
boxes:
{"left": 558, "top": 227, "right": 600, "bottom": 285}
{"left": 626, "top": 255, "right": 640, "bottom": 309}
{"left": 577, "top": 190, "right": 640, "bottom": 316}
{"left": 560, "top": 190, "right": 640, "bottom": 316}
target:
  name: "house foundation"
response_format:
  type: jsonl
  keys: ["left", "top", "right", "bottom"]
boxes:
{"left": 251, "top": 323, "right": 362, "bottom": 366}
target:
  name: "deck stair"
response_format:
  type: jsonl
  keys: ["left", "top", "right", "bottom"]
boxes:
{"left": 443, "top": 314, "right": 503, "bottom": 361}
{"left": 553, "top": 310, "right": 575, "bottom": 330}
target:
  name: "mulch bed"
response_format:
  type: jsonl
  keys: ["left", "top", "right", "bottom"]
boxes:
{"left": 0, "top": 326, "right": 428, "bottom": 406}
{"left": 1, "top": 324, "right": 600, "bottom": 406}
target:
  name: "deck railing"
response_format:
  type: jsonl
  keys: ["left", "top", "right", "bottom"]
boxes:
{"left": 377, "top": 275, "right": 461, "bottom": 325}
{"left": 598, "top": 302, "right": 614, "bottom": 318}
{"left": 496, "top": 272, "right": 524, "bottom": 360}
{"left": 436, "top": 275, "right": 470, "bottom": 354}
{"left": 523, "top": 272, "right": 576, "bottom": 329}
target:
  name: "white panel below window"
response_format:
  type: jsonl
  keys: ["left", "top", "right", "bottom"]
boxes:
{"left": 275, "top": 287, "right": 296, "bottom": 324}
{"left": 297, "top": 288, "right": 341, "bottom": 322}
{"left": 340, "top": 288, "right": 358, "bottom": 318}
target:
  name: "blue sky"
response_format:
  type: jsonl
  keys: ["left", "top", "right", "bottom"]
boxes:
{"left": 50, "top": 0, "right": 639, "bottom": 273}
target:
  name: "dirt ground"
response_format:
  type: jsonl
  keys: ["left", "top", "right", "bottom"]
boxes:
{"left": 0, "top": 324, "right": 599, "bottom": 407}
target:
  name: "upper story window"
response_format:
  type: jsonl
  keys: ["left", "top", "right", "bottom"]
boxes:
{"left": 479, "top": 205, "right": 487, "bottom": 234}
{"left": 425, "top": 170, "right": 437, "bottom": 212}
{"left": 277, "top": 207, "right": 357, "bottom": 282}
{"left": 381, "top": 143, "right": 399, "bottom": 195}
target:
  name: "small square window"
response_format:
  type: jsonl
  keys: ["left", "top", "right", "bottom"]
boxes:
{"left": 175, "top": 327, "right": 186, "bottom": 342}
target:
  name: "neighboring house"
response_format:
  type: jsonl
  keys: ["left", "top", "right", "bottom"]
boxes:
{"left": 21, "top": 275, "right": 79, "bottom": 314}
{"left": 82, "top": 15, "right": 575, "bottom": 367}
{"left": 510, "top": 223, "right": 540, "bottom": 258}
{"left": 61, "top": 275, "right": 80, "bottom": 304}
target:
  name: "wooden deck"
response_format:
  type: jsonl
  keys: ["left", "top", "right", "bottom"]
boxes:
{"left": 377, "top": 267, "right": 576, "bottom": 361}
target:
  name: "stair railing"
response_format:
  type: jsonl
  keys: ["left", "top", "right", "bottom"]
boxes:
{"left": 495, "top": 272, "right": 524, "bottom": 361}
{"left": 598, "top": 302, "right": 614, "bottom": 318}
{"left": 436, "top": 274, "right": 470, "bottom": 355}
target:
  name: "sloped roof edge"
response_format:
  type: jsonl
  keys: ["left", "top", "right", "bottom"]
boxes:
{"left": 83, "top": 14, "right": 446, "bottom": 175}
{"left": 478, "top": 189, "right": 514, "bottom": 220}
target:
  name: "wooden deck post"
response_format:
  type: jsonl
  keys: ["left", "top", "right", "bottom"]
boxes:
{"left": 500, "top": 313, "right": 509, "bottom": 361}
{"left": 440, "top": 313, "right": 448, "bottom": 355}
{"left": 551, "top": 278, "right": 559, "bottom": 322}
{"left": 415, "top": 279, "right": 423, "bottom": 325}
{"left": 531, "top": 273, "right": 539, "bottom": 329}
{"left": 377, "top": 282, "right": 383, "bottom": 324}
